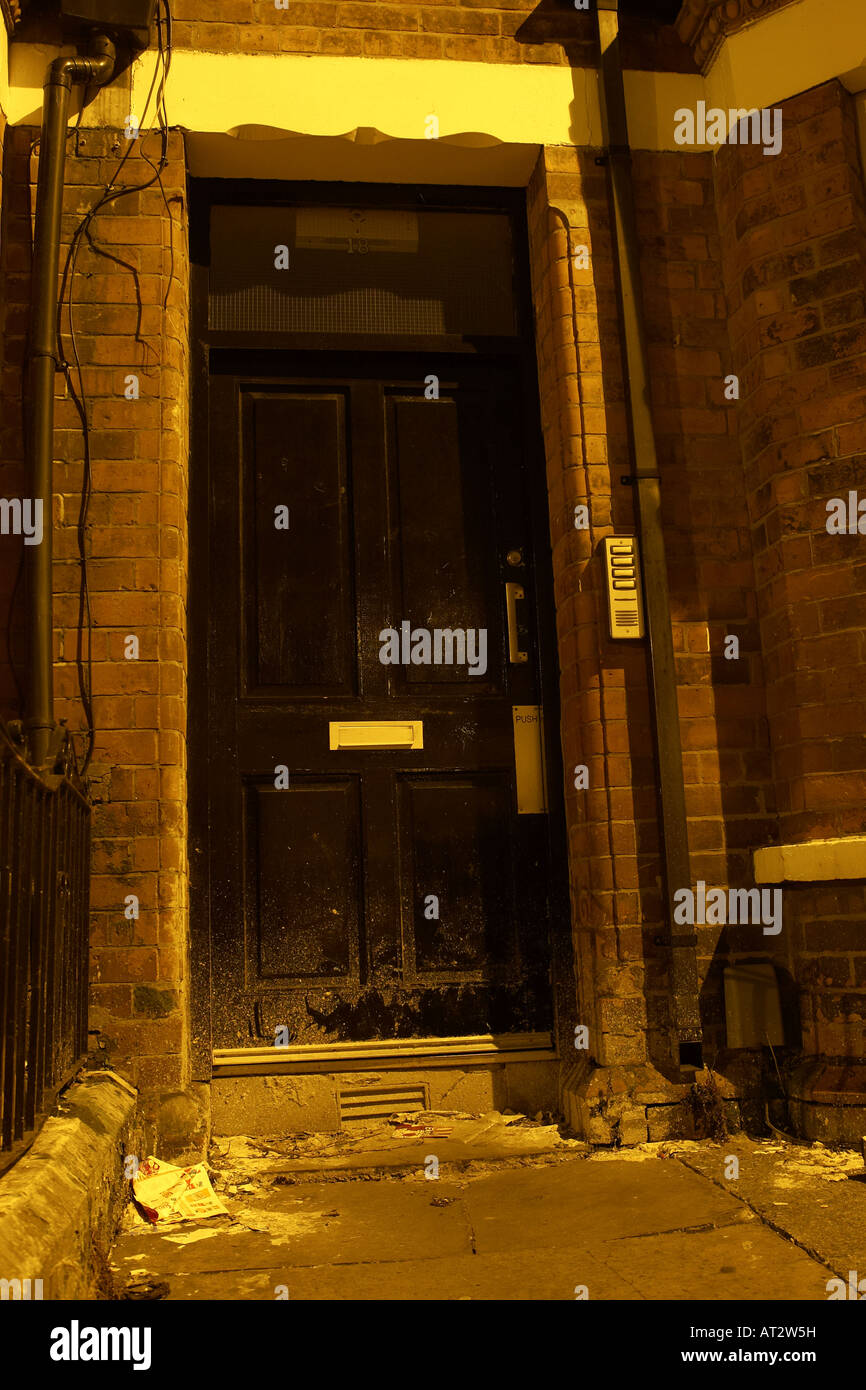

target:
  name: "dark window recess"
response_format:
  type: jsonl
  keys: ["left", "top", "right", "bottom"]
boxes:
{"left": 208, "top": 205, "right": 517, "bottom": 336}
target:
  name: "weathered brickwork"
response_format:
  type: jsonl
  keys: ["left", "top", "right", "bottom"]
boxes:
{"left": 780, "top": 883, "right": 866, "bottom": 1061}
{"left": 127, "top": 3, "right": 694, "bottom": 70}
{"left": 711, "top": 80, "right": 866, "bottom": 1080}
{"left": 632, "top": 147, "right": 779, "bottom": 1063}
{"left": 528, "top": 146, "right": 652, "bottom": 1082}
{"left": 527, "top": 142, "right": 782, "bottom": 1089}
{"left": 716, "top": 80, "right": 866, "bottom": 845}
{"left": 0, "top": 58, "right": 22, "bottom": 719}
{"left": 0, "top": 126, "right": 190, "bottom": 1092}
{"left": 169, "top": 0, "right": 577, "bottom": 65}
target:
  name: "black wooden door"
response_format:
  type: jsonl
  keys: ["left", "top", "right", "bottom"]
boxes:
{"left": 206, "top": 353, "right": 554, "bottom": 1049}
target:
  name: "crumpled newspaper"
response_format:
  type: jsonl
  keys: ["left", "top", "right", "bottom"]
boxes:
{"left": 131, "top": 1156, "right": 230, "bottom": 1225}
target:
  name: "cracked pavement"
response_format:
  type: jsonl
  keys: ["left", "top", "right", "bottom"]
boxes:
{"left": 108, "top": 1124, "right": 866, "bottom": 1300}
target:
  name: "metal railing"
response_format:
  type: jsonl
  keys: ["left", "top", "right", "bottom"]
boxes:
{"left": 0, "top": 721, "right": 90, "bottom": 1154}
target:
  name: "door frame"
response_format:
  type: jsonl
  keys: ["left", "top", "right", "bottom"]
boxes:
{"left": 188, "top": 180, "right": 571, "bottom": 1080}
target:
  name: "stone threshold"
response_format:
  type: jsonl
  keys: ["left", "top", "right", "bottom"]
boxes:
{"left": 212, "top": 1032, "right": 557, "bottom": 1076}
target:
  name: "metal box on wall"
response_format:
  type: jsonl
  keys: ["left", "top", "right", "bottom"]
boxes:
{"left": 58, "top": 0, "right": 156, "bottom": 45}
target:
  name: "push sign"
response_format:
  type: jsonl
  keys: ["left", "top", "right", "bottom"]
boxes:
{"left": 603, "top": 536, "right": 645, "bottom": 639}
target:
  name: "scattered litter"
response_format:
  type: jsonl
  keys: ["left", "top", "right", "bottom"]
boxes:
{"left": 386, "top": 1115, "right": 458, "bottom": 1138}
{"left": 430, "top": 1196, "right": 454, "bottom": 1207}
{"left": 228, "top": 1205, "right": 333, "bottom": 1243}
{"left": 131, "top": 1156, "right": 230, "bottom": 1225}
{"left": 123, "top": 1278, "right": 170, "bottom": 1301}
{"left": 162, "top": 1229, "right": 222, "bottom": 1245}
{"left": 747, "top": 1137, "right": 864, "bottom": 1183}
{"left": 205, "top": 1111, "right": 584, "bottom": 1182}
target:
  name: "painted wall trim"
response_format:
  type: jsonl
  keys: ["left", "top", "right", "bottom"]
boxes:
{"left": 676, "top": 0, "right": 803, "bottom": 75}
{"left": 705, "top": 0, "right": 866, "bottom": 114}
{"left": 0, "top": 37, "right": 857, "bottom": 156}
{"left": 754, "top": 837, "right": 866, "bottom": 884}
{"left": 7, "top": 4, "right": 866, "bottom": 152}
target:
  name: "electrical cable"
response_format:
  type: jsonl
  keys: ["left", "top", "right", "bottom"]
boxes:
{"left": 56, "top": 1, "right": 174, "bottom": 775}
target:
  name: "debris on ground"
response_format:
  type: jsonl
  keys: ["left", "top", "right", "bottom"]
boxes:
{"left": 753, "top": 1139, "right": 863, "bottom": 1183}
{"left": 122, "top": 1278, "right": 170, "bottom": 1301}
{"left": 162, "top": 1229, "right": 223, "bottom": 1245}
{"left": 588, "top": 1140, "right": 710, "bottom": 1163}
{"left": 205, "top": 1109, "right": 585, "bottom": 1190}
{"left": 130, "top": 1156, "right": 230, "bottom": 1226}
{"left": 389, "top": 1117, "right": 455, "bottom": 1138}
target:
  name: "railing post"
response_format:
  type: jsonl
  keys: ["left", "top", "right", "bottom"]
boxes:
{"left": 0, "top": 722, "right": 91, "bottom": 1159}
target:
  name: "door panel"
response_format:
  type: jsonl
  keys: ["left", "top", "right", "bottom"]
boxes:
{"left": 243, "top": 389, "right": 356, "bottom": 695}
{"left": 207, "top": 354, "right": 554, "bottom": 1049}
{"left": 246, "top": 776, "right": 361, "bottom": 982}
{"left": 388, "top": 390, "right": 504, "bottom": 691}
{"left": 397, "top": 773, "right": 515, "bottom": 975}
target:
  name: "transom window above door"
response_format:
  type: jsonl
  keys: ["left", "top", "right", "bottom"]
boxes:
{"left": 207, "top": 204, "right": 518, "bottom": 337}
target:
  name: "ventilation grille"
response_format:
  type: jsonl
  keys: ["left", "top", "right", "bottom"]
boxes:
{"left": 339, "top": 1083, "right": 429, "bottom": 1124}
{"left": 208, "top": 205, "right": 517, "bottom": 337}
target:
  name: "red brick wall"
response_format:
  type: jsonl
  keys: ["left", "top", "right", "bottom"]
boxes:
{"left": 10, "top": 0, "right": 695, "bottom": 68}
{"left": 0, "top": 106, "right": 26, "bottom": 717}
{"left": 0, "top": 126, "right": 190, "bottom": 1091}
{"left": 715, "top": 79, "right": 866, "bottom": 845}
{"left": 529, "top": 147, "right": 666, "bottom": 1080}
{"left": 712, "top": 80, "right": 866, "bottom": 1074}
{"left": 157, "top": 2, "right": 691, "bottom": 68}
{"left": 528, "top": 141, "right": 782, "bottom": 1084}
{"left": 632, "top": 147, "right": 777, "bottom": 1061}
{"left": 782, "top": 882, "right": 866, "bottom": 1061}
{"left": 169, "top": 0, "right": 574, "bottom": 64}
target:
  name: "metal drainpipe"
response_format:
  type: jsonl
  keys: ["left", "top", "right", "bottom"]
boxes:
{"left": 25, "top": 34, "right": 116, "bottom": 769}
{"left": 593, "top": 0, "right": 703, "bottom": 1069}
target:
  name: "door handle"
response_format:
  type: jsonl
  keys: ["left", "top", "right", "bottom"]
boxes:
{"left": 505, "top": 582, "right": 528, "bottom": 664}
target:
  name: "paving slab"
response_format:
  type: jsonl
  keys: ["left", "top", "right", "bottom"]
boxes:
{"left": 158, "top": 1246, "right": 642, "bottom": 1301}
{"left": 587, "top": 1222, "right": 831, "bottom": 1301}
{"left": 112, "top": 1180, "right": 471, "bottom": 1278}
{"left": 463, "top": 1155, "right": 745, "bottom": 1251}
{"left": 675, "top": 1138, "right": 866, "bottom": 1280}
